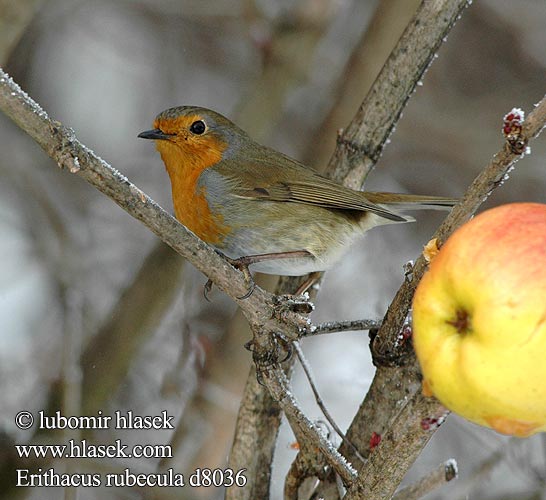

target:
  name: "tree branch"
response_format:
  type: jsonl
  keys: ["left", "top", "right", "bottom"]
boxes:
{"left": 0, "top": 67, "right": 355, "bottom": 488}
{"left": 225, "top": 0, "right": 346, "bottom": 490}
{"left": 392, "top": 459, "right": 458, "bottom": 500}
{"left": 280, "top": 0, "right": 473, "bottom": 495}
{"left": 341, "top": 94, "right": 546, "bottom": 500}
{"left": 0, "top": 68, "right": 294, "bottom": 332}
{"left": 325, "top": 0, "right": 472, "bottom": 185}
{"left": 303, "top": 318, "right": 381, "bottom": 337}
{"left": 307, "top": 0, "right": 422, "bottom": 171}
{"left": 226, "top": 365, "right": 283, "bottom": 499}
{"left": 373, "top": 99, "right": 546, "bottom": 362}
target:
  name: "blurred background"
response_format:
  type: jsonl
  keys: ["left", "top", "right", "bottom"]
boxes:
{"left": 1, "top": 0, "right": 545, "bottom": 499}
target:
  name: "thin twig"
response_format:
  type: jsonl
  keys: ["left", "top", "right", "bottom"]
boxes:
{"left": 261, "top": 366, "right": 358, "bottom": 486}
{"left": 293, "top": 342, "right": 365, "bottom": 464}
{"left": 392, "top": 459, "right": 458, "bottom": 500}
{"left": 450, "top": 445, "right": 507, "bottom": 499}
{"left": 304, "top": 319, "right": 381, "bottom": 337}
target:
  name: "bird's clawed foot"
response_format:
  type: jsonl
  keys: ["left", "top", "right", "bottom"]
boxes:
{"left": 224, "top": 254, "right": 257, "bottom": 299}
{"left": 271, "top": 293, "right": 315, "bottom": 340}
{"left": 245, "top": 332, "right": 294, "bottom": 379}
{"left": 244, "top": 292, "right": 314, "bottom": 375}
{"left": 204, "top": 253, "right": 256, "bottom": 301}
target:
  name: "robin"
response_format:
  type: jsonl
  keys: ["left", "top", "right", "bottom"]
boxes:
{"left": 138, "top": 106, "right": 456, "bottom": 278}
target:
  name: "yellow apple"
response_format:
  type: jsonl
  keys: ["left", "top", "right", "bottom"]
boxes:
{"left": 413, "top": 202, "right": 546, "bottom": 437}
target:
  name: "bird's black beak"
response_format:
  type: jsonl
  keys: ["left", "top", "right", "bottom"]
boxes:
{"left": 138, "top": 129, "right": 172, "bottom": 140}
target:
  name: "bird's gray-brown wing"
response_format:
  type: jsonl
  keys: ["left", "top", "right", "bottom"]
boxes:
{"left": 213, "top": 149, "right": 409, "bottom": 222}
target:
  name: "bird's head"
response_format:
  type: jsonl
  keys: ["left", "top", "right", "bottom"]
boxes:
{"left": 138, "top": 106, "right": 248, "bottom": 171}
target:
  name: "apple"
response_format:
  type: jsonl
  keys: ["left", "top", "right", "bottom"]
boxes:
{"left": 412, "top": 202, "right": 546, "bottom": 437}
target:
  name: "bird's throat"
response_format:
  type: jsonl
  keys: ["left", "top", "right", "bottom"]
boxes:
{"left": 157, "top": 141, "right": 230, "bottom": 245}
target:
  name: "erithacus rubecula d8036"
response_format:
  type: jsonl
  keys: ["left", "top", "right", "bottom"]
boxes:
{"left": 139, "top": 106, "right": 456, "bottom": 276}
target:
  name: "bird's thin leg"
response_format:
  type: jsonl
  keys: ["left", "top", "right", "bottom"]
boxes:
{"left": 227, "top": 250, "right": 313, "bottom": 269}
{"left": 294, "top": 271, "right": 321, "bottom": 296}
{"left": 204, "top": 250, "right": 313, "bottom": 300}
{"left": 227, "top": 250, "right": 312, "bottom": 299}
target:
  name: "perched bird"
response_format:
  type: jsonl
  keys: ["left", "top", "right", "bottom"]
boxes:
{"left": 139, "top": 106, "right": 455, "bottom": 276}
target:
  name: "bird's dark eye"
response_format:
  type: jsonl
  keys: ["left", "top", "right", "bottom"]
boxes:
{"left": 190, "top": 120, "right": 206, "bottom": 135}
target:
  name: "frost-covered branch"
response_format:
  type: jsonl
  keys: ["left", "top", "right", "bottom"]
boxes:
{"left": 392, "top": 459, "right": 458, "bottom": 500}
{"left": 0, "top": 67, "right": 356, "bottom": 485}
{"left": 341, "top": 96, "right": 546, "bottom": 500}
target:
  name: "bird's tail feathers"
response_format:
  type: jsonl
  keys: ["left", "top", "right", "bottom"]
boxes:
{"left": 365, "top": 192, "right": 457, "bottom": 211}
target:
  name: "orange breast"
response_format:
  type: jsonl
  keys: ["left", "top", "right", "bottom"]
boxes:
{"left": 157, "top": 138, "right": 231, "bottom": 246}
